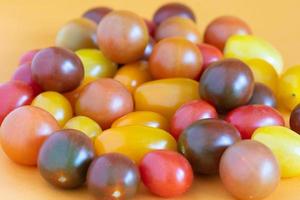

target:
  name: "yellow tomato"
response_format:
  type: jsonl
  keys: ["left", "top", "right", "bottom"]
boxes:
{"left": 114, "top": 61, "right": 152, "bottom": 93}
{"left": 277, "top": 66, "right": 300, "bottom": 111}
{"left": 244, "top": 59, "right": 279, "bottom": 92}
{"left": 64, "top": 116, "right": 102, "bottom": 140}
{"left": 94, "top": 125, "right": 177, "bottom": 163}
{"left": 224, "top": 35, "right": 283, "bottom": 74}
{"left": 31, "top": 91, "right": 72, "bottom": 126}
{"left": 252, "top": 126, "right": 300, "bottom": 178}
{"left": 134, "top": 78, "right": 199, "bottom": 119}
{"left": 63, "top": 77, "right": 97, "bottom": 109}
{"left": 76, "top": 49, "right": 118, "bottom": 79}
{"left": 111, "top": 111, "right": 169, "bottom": 131}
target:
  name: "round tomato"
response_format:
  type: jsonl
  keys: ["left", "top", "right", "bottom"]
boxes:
{"left": 139, "top": 150, "right": 193, "bottom": 198}
{"left": 197, "top": 43, "right": 223, "bottom": 72}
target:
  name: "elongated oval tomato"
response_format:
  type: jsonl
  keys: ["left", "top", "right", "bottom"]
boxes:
{"left": 226, "top": 105, "right": 284, "bottom": 139}
{"left": 94, "top": 125, "right": 177, "bottom": 163}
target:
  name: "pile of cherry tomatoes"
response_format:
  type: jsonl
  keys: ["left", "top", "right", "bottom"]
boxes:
{"left": 1, "top": 2, "right": 300, "bottom": 200}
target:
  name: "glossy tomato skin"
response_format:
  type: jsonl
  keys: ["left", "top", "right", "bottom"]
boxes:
{"left": 0, "top": 81, "right": 34, "bottom": 124}
{"left": 290, "top": 104, "right": 300, "bottom": 134}
{"left": 0, "top": 106, "right": 59, "bottom": 165}
{"left": 248, "top": 83, "right": 276, "bottom": 108}
{"left": 178, "top": 119, "right": 241, "bottom": 174}
{"left": 139, "top": 150, "right": 193, "bottom": 198}
{"left": 199, "top": 59, "right": 254, "bottom": 112}
{"left": 75, "top": 78, "right": 133, "bottom": 129}
{"left": 149, "top": 37, "right": 203, "bottom": 80}
{"left": 87, "top": 153, "right": 140, "bottom": 200}
{"left": 19, "top": 49, "right": 40, "bottom": 65}
{"left": 31, "top": 47, "right": 84, "bottom": 93}
{"left": 31, "top": 91, "right": 73, "bottom": 127}
{"left": 170, "top": 100, "right": 218, "bottom": 140}
{"left": 97, "top": 10, "right": 149, "bottom": 64}
{"left": 12, "top": 62, "right": 43, "bottom": 96}
{"left": 226, "top": 105, "right": 284, "bottom": 139}
{"left": 55, "top": 18, "right": 97, "bottom": 51}
{"left": 144, "top": 19, "right": 156, "bottom": 37}
{"left": 141, "top": 37, "right": 156, "bottom": 60}
{"left": 153, "top": 2, "right": 196, "bottom": 25}
{"left": 112, "top": 111, "right": 169, "bottom": 131}
{"left": 38, "top": 129, "right": 95, "bottom": 189}
{"left": 94, "top": 125, "right": 177, "bottom": 163}
{"left": 219, "top": 140, "right": 279, "bottom": 200}
{"left": 82, "top": 7, "right": 112, "bottom": 24}
{"left": 197, "top": 43, "right": 223, "bottom": 72}
{"left": 204, "top": 16, "right": 252, "bottom": 50}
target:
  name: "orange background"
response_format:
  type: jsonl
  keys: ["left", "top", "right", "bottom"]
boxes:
{"left": 0, "top": 0, "right": 300, "bottom": 199}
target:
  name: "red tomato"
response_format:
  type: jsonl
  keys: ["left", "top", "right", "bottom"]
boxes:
{"left": 144, "top": 18, "right": 156, "bottom": 37}
{"left": 11, "top": 62, "right": 43, "bottom": 96}
{"left": 170, "top": 100, "right": 218, "bottom": 139}
{"left": 198, "top": 43, "right": 223, "bottom": 72}
{"left": 226, "top": 105, "right": 284, "bottom": 139}
{"left": 0, "top": 81, "right": 34, "bottom": 124}
{"left": 19, "top": 49, "right": 39, "bottom": 65}
{"left": 139, "top": 150, "right": 193, "bottom": 198}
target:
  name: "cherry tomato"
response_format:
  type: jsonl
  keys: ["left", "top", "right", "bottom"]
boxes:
{"left": 224, "top": 35, "right": 283, "bottom": 74}
{"left": 75, "top": 78, "right": 133, "bottom": 129}
{"left": 87, "top": 153, "right": 140, "bottom": 200}
{"left": 149, "top": 37, "right": 202, "bottom": 80}
{"left": 56, "top": 18, "right": 97, "bottom": 51}
{"left": 290, "top": 104, "right": 300, "bottom": 134}
{"left": 114, "top": 61, "right": 152, "bottom": 93}
{"left": 248, "top": 83, "right": 276, "bottom": 108}
{"left": 252, "top": 126, "right": 300, "bottom": 178}
{"left": 112, "top": 111, "right": 169, "bottom": 131}
{"left": 82, "top": 7, "right": 112, "bottom": 24}
{"left": 0, "top": 81, "right": 34, "bottom": 124}
{"left": 144, "top": 18, "right": 156, "bottom": 37}
{"left": 31, "top": 91, "right": 73, "bottom": 127}
{"left": 11, "top": 62, "right": 43, "bottom": 96}
{"left": 134, "top": 78, "right": 199, "bottom": 119}
{"left": 63, "top": 77, "right": 97, "bottom": 110}
{"left": 220, "top": 140, "right": 279, "bottom": 200}
{"left": 226, "top": 105, "right": 284, "bottom": 139}
{"left": 170, "top": 100, "right": 218, "bottom": 140}
{"left": 18, "top": 49, "right": 39, "bottom": 65}
{"left": 278, "top": 65, "right": 300, "bottom": 111}
{"left": 76, "top": 49, "right": 117, "bottom": 79}
{"left": 155, "top": 17, "right": 201, "bottom": 44}
{"left": 199, "top": 59, "right": 254, "bottom": 112}
{"left": 64, "top": 116, "right": 102, "bottom": 140}
{"left": 153, "top": 2, "right": 196, "bottom": 25}
{"left": 178, "top": 119, "right": 241, "bottom": 174}
{"left": 31, "top": 47, "right": 84, "bottom": 93}
{"left": 141, "top": 37, "right": 155, "bottom": 60}
{"left": 197, "top": 43, "right": 223, "bottom": 72}
{"left": 139, "top": 150, "right": 193, "bottom": 197}
{"left": 204, "top": 16, "right": 252, "bottom": 50}
{"left": 97, "top": 10, "right": 149, "bottom": 64}
{"left": 38, "top": 129, "right": 95, "bottom": 189}
{"left": 244, "top": 59, "right": 278, "bottom": 93}
{"left": 0, "top": 106, "right": 59, "bottom": 165}
{"left": 94, "top": 125, "right": 177, "bottom": 163}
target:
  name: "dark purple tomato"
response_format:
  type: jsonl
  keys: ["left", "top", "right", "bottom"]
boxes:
{"left": 38, "top": 129, "right": 95, "bottom": 189}
{"left": 31, "top": 47, "right": 84, "bottom": 93}
{"left": 290, "top": 104, "right": 300, "bottom": 134}
{"left": 153, "top": 2, "right": 196, "bottom": 25}
{"left": 0, "top": 81, "right": 34, "bottom": 124}
{"left": 142, "top": 37, "right": 155, "bottom": 60}
{"left": 199, "top": 58, "right": 254, "bottom": 113}
{"left": 226, "top": 105, "right": 284, "bottom": 139}
{"left": 12, "top": 62, "right": 43, "bottom": 96}
{"left": 248, "top": 83, "right": 276, "bottom": 108}
{"left": 82, "top": 7, "right": 112, "bottom": 24}
{"left": 87, "top": 153, "right": 140, "bottom": 200}
{"left": 178, "top": 119, "right": 241, "bottom": 174}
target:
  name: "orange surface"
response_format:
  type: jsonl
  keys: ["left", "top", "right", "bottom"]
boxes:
{"left": 0, "top": 0, "right": 300, "bottom": 199}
